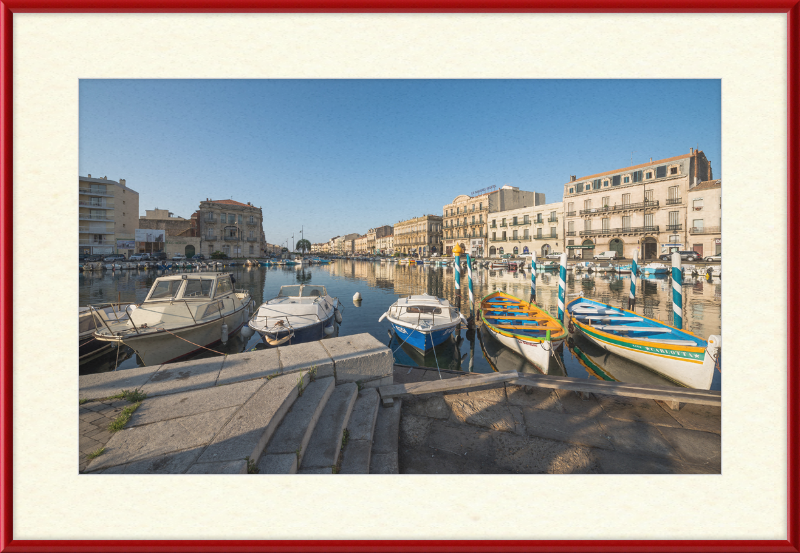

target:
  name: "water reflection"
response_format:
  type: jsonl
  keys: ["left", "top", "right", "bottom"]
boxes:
{"left": 79, "top": 261, "right": 721, "bottom": 390}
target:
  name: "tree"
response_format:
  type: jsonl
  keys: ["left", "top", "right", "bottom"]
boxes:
{"left": 296, "top": 239, "right": 311, "bottom": 254}
{"left": 281, "top": 247, "right": 288, "bottom": 253}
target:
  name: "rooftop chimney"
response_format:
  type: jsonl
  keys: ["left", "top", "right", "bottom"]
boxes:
{"left": 119, "top": 178, "right": 126, "bottom": 187}
{"left": 570, "top": 175, "right": 577, "bottom": 182}
{"left": 691, "top": 148, "right": 694, "bottom": 154}
{"left": 87, "top": 174, "right": 91, "bottom": 178}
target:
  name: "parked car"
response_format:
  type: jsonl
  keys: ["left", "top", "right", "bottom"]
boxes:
{"left": 81, "top": 254, "right": 101, "bottom": 262}
{"left": 593, "top": 250, "right": 619, "bottom": 260}
{"left": 151, "top": 252, "right": 167, "bottom": 261}
{"left": 172, "top": 254, "right": 187, "bottom": 261}
{"left": 103, "top": 254, "right": 126, "bottom": 262}
{"left": 659, "top": 250, "right": 700, "bottom": 262}
{"left": 545, "top": 252, "right": 563, "bottom": 259}
{"left": 129, "top": 253, "right": 150, "bottom": 261}
{"left": 704, "top": 253, "right": 721, "bottom": 262}
{"left": 192, "top": 254, "right": 206, "bottom": 261}
{"left": 500, "top": 253, "right": 512, "bottom": 259}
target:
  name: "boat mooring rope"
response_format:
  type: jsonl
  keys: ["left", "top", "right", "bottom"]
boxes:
{"left": 161, "top": 328, "right": 227, "bottom": 356}
{"left": 430, "top": 337, "right": 443, "bottom": 380}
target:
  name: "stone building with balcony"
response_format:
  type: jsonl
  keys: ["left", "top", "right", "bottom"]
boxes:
{"left": 686, "top": 179, "right": 721, "bottom": 258}
{"left": 442, "top": 192, "right": 491, "bottom": 256}
{"left": 394, "top": 215, "right": 443, "bottom": 256}
{"left": 355, "top": 234, "right": 369, "bottom": 255}
{"left": 138, "top": 208, "right": 201, "bottom": 258}
{"left": 376, "top": 232, "right": 394, "bottom": 255}
{"left": 487, "top": 201, "right": 564, "bottom": 257}
{"left": 562, "top": 149, "right": 713, "bottom": 260}
{"left": 79, "top": 175, "right": 139, "bottom": 257}
{"left": 196, "top": 199, "right": 265, "bottom": 258}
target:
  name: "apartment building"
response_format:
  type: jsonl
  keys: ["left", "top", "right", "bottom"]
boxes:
{"left": 355, "top": 234, "right": 369, "bottom": 254}
{"left": 376, "top": 232, "right": 394, "bottom": 255}
{"left": 686, "top": 179, "right": 722, "bottom": 258}
{"left": 442, "top": 192, "right": 491, "bottom": 256}
{"left": 562, "top": 149, "right": 713, "bottom": 260}
{"left": 138, "top": 208, "right": 201, "bottom": 258}
{"left": 337, "top": 233, "right": 360, "bottom": 255}
{"left": 487, "top": 201, "right": 564, "bottom": 257}
{"left": 79, "top": 175, "right": 139, "bottom": 257}
{"left": 196, "top": 199, "right": 265, "bottom": 258}
{"left": 394, "top": 215, "right": 443, "bottom": 256}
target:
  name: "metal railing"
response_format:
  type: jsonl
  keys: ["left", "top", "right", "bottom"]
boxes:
{"left": 79, "top": 214, "right": 114, "bottom": 221}
{"left": 666, "top": 198, "right": 682, "bottom": 205}
{"left": 548, "top": 217, "right": 558, "bottom": 222}
{"left": 223, "top": 236, "right": 239, "bottom": 241}
{"left": 566, "top": 231, "right": 576, "bottom": 236}
{"left": 246, "top": 237, "right": 258, "bottom": 241}
{"left": 566, "top": 211, "right": 576, "bottom": 217}
{"left": 509, "top": 221, "right": 530, "bottom": 226}
{"left": 79, "top": 187, "right": 113, "bottom": 196}
{"left": 79, "top": 227, "right": 113, "bottom": 234}
{"left": 579, "top": 200, "right": 659, "bottom": 215}
{"left": 690, "top": 226, "right": 721, "bottom": 234}
{"left": 490, "top": 237, "right": 508, "bottom": 242}
{"left": 79, "top": 200, "right": 113, "bottom": 208}
{"left": 579, "top": 225, "right": 659, "bottom": 237}
{"left": 499, "top": 223, "right": 507, "bottom": 228}
{"left": 666, "top": 224, "right": 683, "bottom": 231}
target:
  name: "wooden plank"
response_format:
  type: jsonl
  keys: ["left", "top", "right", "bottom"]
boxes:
{"left": 484, "top": 315, "right": 550, "bottom": 321}
{"left": 378, "top": 371, "right": 519, "bottom": 399}
{"left": 493, "top": 324, "right": 562, "bottom": 331}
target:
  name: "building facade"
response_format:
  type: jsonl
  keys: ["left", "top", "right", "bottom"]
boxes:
{"left": 487, "top": 201, "right": 564, "bottom": 257}
{"left": 196, "top": 199, "right": 265, "bottom": 258}
{"left": 79, "top": 175, "right": 140, "bottom": 257}
{"left": 355, "top": 234, "right": 369, "bottom": 254}
{"left": 487, "top": 185, "right": 545, "bottom": 214}
{"left": 393, "top": 215, "right": 443, "bottom": 256}
{"left": 442, "top": 193, "right": 491, "bottom": 256}
{"left": 562, "top": 149, "right": 713, "bottom": 260}
{"left": 686, "top": 179, "right": 722, "bottom": 258}
{"left": 138, "top": 208, "right": 201, "bottom": 258}
{"left": 376, "top": 232, "right": 394, "bottom": 255}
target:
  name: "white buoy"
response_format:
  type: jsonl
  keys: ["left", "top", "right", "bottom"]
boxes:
{"left": 240, "top": 324, "right": 255, "bottom": 339}
{"left": 221, "top": 323, "right": 229, "bottom": 344}
{"left": 353, "top": 292, "right": 362, "bottom": 301}
{"left": 323, "top": 324, "right": 335, "bottom": 336}
{"left": 335, "top": 309, "right": 343, "bottom": 324}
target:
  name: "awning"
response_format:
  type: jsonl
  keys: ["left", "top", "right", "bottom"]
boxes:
{"left": 567, "top": 245, "right": 595, "bottom": 249}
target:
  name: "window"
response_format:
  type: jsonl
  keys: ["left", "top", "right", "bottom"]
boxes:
{"left": 584, "top": 219, "right": 591, "bottom": 231}
{"left": 479, "top": 214, "right": 483, "bottom": 223}
{"left": 593, "top": 179, "right": 601, "bottom": 190}
{"left": 644, "top": 213, "right": 654, "bottom": 227}
{"left": 492, "top": 232, "right": 496, "bottom": 240}
{"left": 693, "top": 219, "right": 704, "bottom": 230}
{"left": 523, "top": 229, "right": 529, "bottom": 238}
{"left": 622, "top": 193, "right": 631, "bottom": 206}
{"left": 238, "top": 215, "right": 243, "bottom": 224}
{"left": 645, "top": 190, "right": 654, "bottom": 202}
{"left": 183, "top": 278, "right": 213, "bottom": 298}
{"left": 536, "top": 228, "right": 542, "bottom": 238}
{"left": 646, "top": 171, "right": 653, "bottom": 179}
{"left": 602, "top": 196, "right": 610, "bottom": 208}
{"left": 656, "top": 165, "right": 667, "bottom": 178}
{"left": 668, "top": 186, "right": 679, "bottom": 201}
{"left": 622, "top": 216, "right": 631, "bottom": 230}
{"left": 569, "top": 187, "right": 574, "bottom": 194}
{"left": 584, "top": 199, "right": 592, "bottom": 210}
{"left": 669, "top": 211, "right": 680, "bottom": 226}
{"left": 220, "top": 212, "right": 226, "bottom": 222}
{"left": 250, "top": 215, "right": 255, "bottom": 223}
{"left": 513, "top": 230, "right": 518, "bottom": 239}
{"left": 576, "top": 183, "right": 584, "bottom": 193}
{"left": 632, "top": 170, "right": 643, "bottom": 183}
{"left": 603, "top": 180, "right": 609, "bottom": 187}
{"left": 512, "top": 216, "right": 518, "bottom": 225}
{"left": 670, "top": 235, "right": 680, "bottom": 243}
{"left": 215, "top": 277, "right": 233, "bottom": 296}
{"left": 501, "top": 218, "right": 506, "bottom": 225}
{"left": 602, "top": 218, "right": 609, "bottom": 231}
{"left": 513, "top": 246, "right": 519, "bottom": 254}
{"left": 472, "top": 216, "right": 475, "bottom": 224}
{"left": 612, "top": 175, "right": 621, "bottom": 186}
{"left": 693, "top": 198, "right": 704, "bottom": 211}
{"left": 479, "top": 203, "right": 483, "bottom": 210}
{"left": 623, "top": 176, "right": 630, "bottom": 184}
{"left": 523, "top": 215, "right": 529, "bottom": 224}
{"left": 568, "top": 221, "right": 574, "bottom": 233}
{"left": 229, "top": 214, "right": 236, "bottom": 224}
{"left": 567, "top": 202, "right": 574, "bottom": 213}
{"left": 550, "top": 227, "right": 557, "bottom": 238}
{"left": 670, "top": 166, "right": 678, "bottom": 175}
{"left": 498, "top": 247, "right": 504, "bottom": 255}
{"left": 149, "top": 280, "right": 183, "bottom": 300}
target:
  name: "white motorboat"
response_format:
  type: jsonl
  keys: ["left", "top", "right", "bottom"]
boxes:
{"left": 93, "top": 273, "right": 252, "bottom": 366}
{"left": 248, "top": 284, "right": 341, "bottom": 347}
{"left": 79, "top": 303, "right": 133, "bottom": 363}
{"left": 379, "top": 294, "right": 467, "bottom": 352}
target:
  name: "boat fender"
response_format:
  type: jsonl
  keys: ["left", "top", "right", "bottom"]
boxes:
{"left": 335, "top": 309, "right": 343, "bottom": 324}
{"left": 353, "top": 292, "right": 362, "bottom": 301}
{"left": 221, "top": 323, "right": 229, "bottom": 344}
{"left": 378, "top": 312, "right": 387, "bottom": 322}
{"left": 240, "top": 324, "right": 255, "bottom": 339}
{"left": 323, "top": 325, "right": 335, "bottom": 336}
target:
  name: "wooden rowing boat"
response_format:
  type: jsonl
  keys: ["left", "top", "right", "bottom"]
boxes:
{"left": 566, "top": 296, "right": 720, "bottom": 389}
{"left": 480, "top": 291, "right": 566, "bottom": 373}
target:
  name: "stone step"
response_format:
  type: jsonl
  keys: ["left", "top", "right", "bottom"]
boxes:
{"left": 299, "top": 382, "right": 358, "bottom": 471}
{"left": 339, "top": 388, "right": 380, "bottom": 474}
{"left": 369, "top": 398, "right": 402, "bottom": 474}
{"left": 258, "top": 377, "right": 335, "bottom": 473}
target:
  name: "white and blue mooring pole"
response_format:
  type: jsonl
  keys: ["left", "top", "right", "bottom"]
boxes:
{"left": 453, "top": 243, "right": 462, "bottom": 315}
{"left": 628, "top": 248, "right": 639, "bottom": 311}
{"left": 558, "top": 252, "right": 567, "bottom": 323}
{"left": 671, "top": 251, "right": 683, "bottom": 329}
{"left": 466, "top": 252, "right": 475, "bottom": 317}
{"left": 530, "top": 252, "right": 537, "bottom": 303}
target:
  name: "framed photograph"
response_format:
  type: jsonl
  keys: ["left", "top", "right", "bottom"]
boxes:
{"left": 1, "top": 2, "right": 796, "bottom": 551}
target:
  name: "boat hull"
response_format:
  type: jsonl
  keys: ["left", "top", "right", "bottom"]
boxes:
{"left": 483, "top": 325, "right": 562, "bottom": 373}
{"left": 390, "top": 321, "right": 458, "bottom": 352}
{"left": 254, "top": 312, "right": 335, "bottom": 347}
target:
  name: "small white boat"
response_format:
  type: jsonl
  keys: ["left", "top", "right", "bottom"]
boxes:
{"left": 641, "top": 262, "right": 669, "bottom": 275}
{"left": 572, "top": 261, "right": 595, "bottom": 272}
{"left": 379, "top": 294, "right": 466, "bottom": 352}
{"left": 79, "top": 304, "right": 133, "bottom": 363}
{"left": 94, "top": 273, "right": 252, "bottom": 366}
{"left": 590, "top": 262, "right": 616, "bottom": 273}
{"left": 248, "top": 285, "right": 341, "bottom": 347}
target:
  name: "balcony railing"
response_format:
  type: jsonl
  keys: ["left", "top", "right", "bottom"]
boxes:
{"left": 206, "top": 236, "right": 217, "bottom": 241}
{"left": 499, "top": 223, "right": 507, "bottom": 228}
{"left": 204, "top": 218, "right": 216, "bottom": 224}
{"left": 535, "top": 219, "right": 543, "bottom": 224}
{"left": 79, "top": 239, "right": 116, "bottom": 246}
{"left": 566, "top": 231, "right": 576, "bottom": 236}
{"left": 509, "top": 221, "right": 530, "bottom": 226}
{"left": 246, "top": 237, "right": 258, "bottom": 241}
{"left": 79, "top": 214, "right": 114, "bottom": 221}
{"left": 579, "top": 225, "right": 659, "bottom": 237}
{"left": 79, "top": 187, "right": 114, "bottom": 197}
{"left": 666, "top": 198, "right": 682, "bottom": 205}
{"left": 79, "top": 227, "right": 113, "bottom": 234}
{"left": 690, "top": 226, "right": 721, "bottom": 234}
{"left": 666, "top": 224, "right": 683, "bottom": 231}
{"left": 490, "top": 237, "right": 508, "bottom": 242}
{"left": 79, "top": 200, "right": 113, "bottom": 209}
{"left": 579, "top": 200, "right": 659, "bottom": 216}
{"left": 490, "top": 224, "right": 497, "bottom": 229}
{"left": 548, "top": 217, "right": 558, "bottom": 223}
{"left": 566, "top": 211, "right": 576, "bottom": 217}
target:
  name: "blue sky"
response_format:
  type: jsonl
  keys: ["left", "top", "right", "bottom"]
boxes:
{"left": 79, "top": 79, "right": 721, "bottom": 246}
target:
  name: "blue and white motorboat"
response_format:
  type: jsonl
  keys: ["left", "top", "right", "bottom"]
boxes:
{"left": 248, "top": 284, "right": 342, "bottom": 347}
{"left": 379, "top": 294, "right": 467, "bottom": 352}
{"left": 641, "top": 262, "right": 669, "bottom": 275}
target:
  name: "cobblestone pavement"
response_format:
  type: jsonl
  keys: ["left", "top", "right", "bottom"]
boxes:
{"left": 79, "top": 399, "right": 131, "bottom": 472}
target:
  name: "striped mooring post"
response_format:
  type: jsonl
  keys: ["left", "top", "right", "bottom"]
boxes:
{"left": 530, "top": 252, "right": 537, "bottom": 303}
{"left": 452, "top": 243, "right": 462, "bottom": 316}
{"left": 558, "top": 252, "right": 567, "bottom": 323}
{"left": 466, "top": 252, "right": 475, "bottom": 321}
{"left": 628, "top": 248, "right": 639, "bottom": 311}
{"left": 671, "top": 251, "right": 683, "bottom": 329}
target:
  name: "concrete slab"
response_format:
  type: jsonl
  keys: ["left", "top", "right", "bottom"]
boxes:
{"left": 400, "top": 414, "right": 432, "bottom": 448}
{"left": 656, "top": 427, "right": 721, "bottom": 467}
{"left": 656, "top": 402, "right": 721, "bottom": 434}
{"left": 422, "top": 419, "right": 495, "bottom": 463}
{"left": 505, "top": 384, "right": 566, "bottom": 413}
{"left": 79, "top": 365, "right": 163, "bottom": 401}
{"left": 258, "top": 453, "right": 298, "bottom": 474}
{"left": 361, "top": 375, "right": 394, "bottom": 389}
{"left": 139, "top": 356, "right": 226, "bottom": 398}
{"left": 278, "top": 341, "right": 335, "bottom": 379}
{"left": 197, "top": 371, "right": 309, "bottom": 464}
{"left": 339, "top": 439, "right": 372, "bottom": 474}
{"left": 404, "top": 396, "right": 451, "bottom": 420}
{"left": 595, "top": 393, "right": 683, "bottom": 427}
{"left": 186, "top": 460, "right": 248, "bottom": 474}
{"left": 444, "top": 390, "right": 522, "bottom": 433}
{"left": 598, "top": 418, "right": 679, "bottom": 460}
{"left": 129, "top": 380, "right": 264, "bottom": 427}
{"left": 553, "top": 389, "right": 605, "bottom": 417}
{"left": 300, "top": 383, "right": 358, "bottom": 470}
{"left": 321, "top": 334, "right": 393, "bottom": 385}
{"left": 100, "top": 448, "right": 205, "bottom": 474}
{"left": 369, "top": 452, "right": 398, "bottom": 474}
{"left": 522, "top": 408, "right": 614, "bottom": 450}
{"left": 492, "top": 432, "right": 600, "bottom": 474}
{"left": 265, "top": 377, "right": 335, "bottom": 464}
{"left": 591, "top": 449, "right": 690, "bottom": 474}
{"left": 372, "top": 399, "right": 402, "bottom": 455}
{"left": 86, "top": 407, "right": 238, "bottom": 472}
{"left": 297, "top": 466, "right": 333, "bottom": 474}
{"left": 215, "top": 349, "right": 282, "bottom": 387}
{"left": 346, "top": 389, "right": 380, "bottom": 442}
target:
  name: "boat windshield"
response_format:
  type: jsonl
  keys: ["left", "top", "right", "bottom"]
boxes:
{"left": 149, "top": 280, "right": 183, "bottom": 300}
{"left": 406, "top": 306, "right": 442, "bottom": 314}
{"left": 301, "top": 286, "right": 327, "bottom": 297}
{"left": 278, "top": 285, "right": 302, "bottom": 297}
{"left": 183, "top": 278, "right": 213, "bottom": 298}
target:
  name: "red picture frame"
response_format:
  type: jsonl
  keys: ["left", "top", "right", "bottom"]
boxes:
{"left": 1, "top": 3, "right": 797, "bottom": 552}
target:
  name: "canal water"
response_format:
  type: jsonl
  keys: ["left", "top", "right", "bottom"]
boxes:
{"left": 79, "top": 260, "right": 722, "bottom": 391}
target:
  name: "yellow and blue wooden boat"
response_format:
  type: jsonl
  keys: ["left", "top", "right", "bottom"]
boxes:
{"left": 480, "top": 291, "right": 566, "bottom": 373}
{"left": 566, "top": 296, "right": 720, "bottom": 389}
